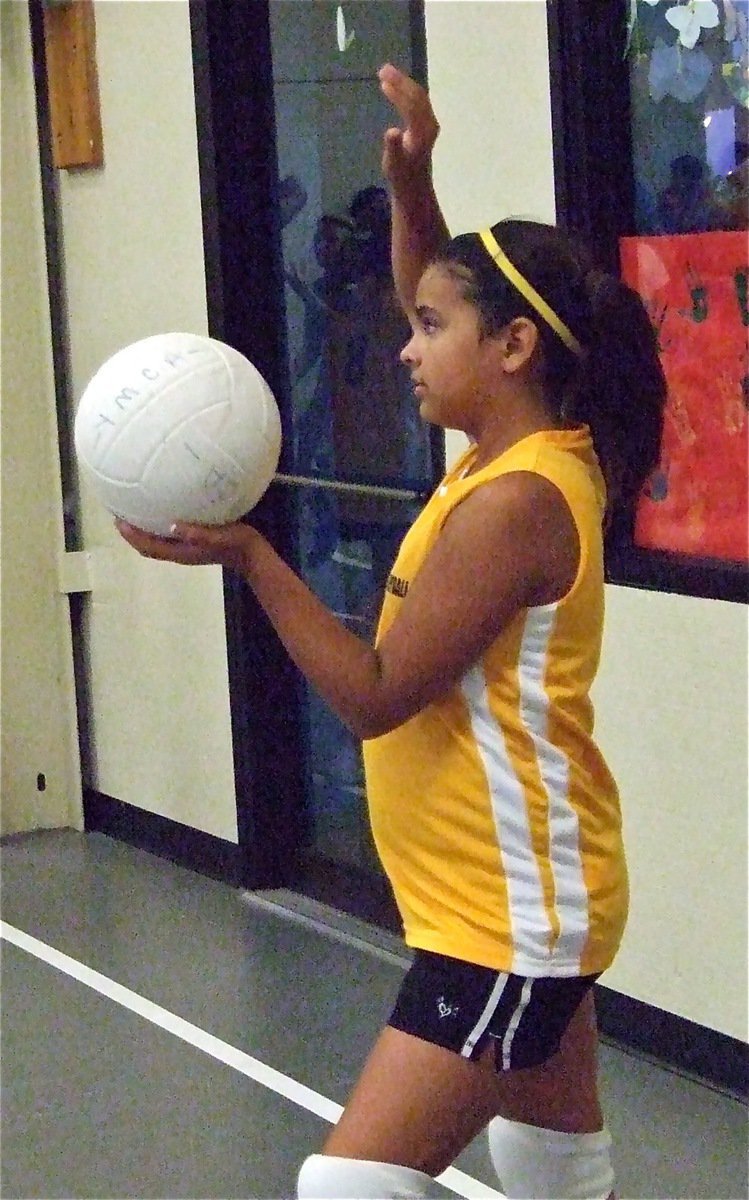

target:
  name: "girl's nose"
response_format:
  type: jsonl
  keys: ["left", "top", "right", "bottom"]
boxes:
{"left": 400, "top": 335, "right": 417, "bottom": 365}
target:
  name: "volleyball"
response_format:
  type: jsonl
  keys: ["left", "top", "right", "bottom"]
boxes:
{"left": 74, "top": 333, "right": 282, "bottom": 536}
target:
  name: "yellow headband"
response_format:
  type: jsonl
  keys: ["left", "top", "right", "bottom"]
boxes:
{"left": 478, "top": 228, "right": 583, "bottom": 357}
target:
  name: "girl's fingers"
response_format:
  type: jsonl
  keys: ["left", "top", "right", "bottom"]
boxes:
{"left": 115, "top": 519, "right": 221, "bottom": 564}
{"left": 381, "top": 127, "right": 403, "bottom": 173}
{"left": 171, "top": 522, "right": 240, "bottom": 554}
{"left": 115, "top": 519, "right": 173, "bottom": 548}
{"left": 379, "top": 64, "right": 438, "bottom": 147}
{"left": 170, "top": 522, "right": 210, "bottom": 542}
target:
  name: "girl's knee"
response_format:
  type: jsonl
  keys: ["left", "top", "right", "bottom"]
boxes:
{"left": 297, "top": 1154, "right": 443, "bottom": 1199}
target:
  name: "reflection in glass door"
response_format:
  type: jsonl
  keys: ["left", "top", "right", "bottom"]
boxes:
{"left": 268, "top": 1, "right": 438, "bottom": 921}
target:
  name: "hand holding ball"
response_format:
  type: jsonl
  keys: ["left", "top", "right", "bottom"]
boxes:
{"left": 74, "top": 333, "right": 282, "bottom": 535}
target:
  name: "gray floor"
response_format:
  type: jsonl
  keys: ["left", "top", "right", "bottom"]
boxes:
{"left": 1, "top": 830, "right": 746, "bottom": 1200}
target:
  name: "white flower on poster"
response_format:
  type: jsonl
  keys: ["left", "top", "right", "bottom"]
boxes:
{"left": 665, "top": 1, "right": 721, "bottom": 49}
{"left": 626, "top": 0, "right": 748, "bottom": 106}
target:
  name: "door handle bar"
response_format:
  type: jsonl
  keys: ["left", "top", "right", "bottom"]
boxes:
{"left": 273, "top": 473, "right": 427, "bottom": 502}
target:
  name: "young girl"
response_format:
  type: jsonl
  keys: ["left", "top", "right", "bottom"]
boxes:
{"left": 116, "top": 65, "right": 666, "bottom": 1200}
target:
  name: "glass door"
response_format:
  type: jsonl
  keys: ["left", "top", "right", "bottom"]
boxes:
{"left": 191, "top": 0, "right": 437, "bottom": 919}
{"left": 268, "top": 1, "right": 438, "bottom": 922}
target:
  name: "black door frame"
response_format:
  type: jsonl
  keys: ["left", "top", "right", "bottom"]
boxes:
{"left": 189, "top": 0, "right": 433, "bottom": 912}
{"left": 189, "top": 0, "right": 310, "bottom": 891}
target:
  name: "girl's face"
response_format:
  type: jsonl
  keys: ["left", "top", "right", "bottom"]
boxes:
{"left": 400, "top": 264, "right": 502, "bottom": 430}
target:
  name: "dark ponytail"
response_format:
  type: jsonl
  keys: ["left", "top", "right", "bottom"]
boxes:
{"left": 570, "top": 269, "right": 667, "bottom": 510}
{"left": 439, "top": 220, "right": 668, "bottom": 512}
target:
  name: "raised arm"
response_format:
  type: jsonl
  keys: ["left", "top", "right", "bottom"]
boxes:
{"left": 378, "top": 64, "right": 451, "bottom": 321}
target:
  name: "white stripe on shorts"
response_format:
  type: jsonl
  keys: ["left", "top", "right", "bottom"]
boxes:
{"left": 460, "top": 973, "right": 510, "bottom": 1058}
{"left": 501, "top": 977, "right": 535, "bottom": 1069}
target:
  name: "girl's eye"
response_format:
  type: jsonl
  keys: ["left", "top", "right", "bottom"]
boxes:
{"left": 421, "top": 316, "right": 439, "bottom": 334}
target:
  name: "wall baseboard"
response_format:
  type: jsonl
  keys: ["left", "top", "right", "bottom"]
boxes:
{"left": 83, "top": 790, "right": 249, "bottom": 888}
{"left": 595, "top": 984, "right": 747, "bottom": 1101}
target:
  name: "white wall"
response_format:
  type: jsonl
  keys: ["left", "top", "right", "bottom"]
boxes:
{"left": 426, "top": 1, "right": 557, "bottom": 468}
{"left": 0, "top": 1, "right": 83, "bottom": 837}
{"left": 58, "top": 1, "right": 238, "bottom": 841}
{"left": 594, "top": 589, "right": 747, "bottom": 1037}
{"left": 424, "top": 0, "right": 747, "bottom": 1040}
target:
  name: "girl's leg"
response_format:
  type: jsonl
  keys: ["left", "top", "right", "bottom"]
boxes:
{"left": 489, "top": 988, "right": 604, "bottom": 1132}
{"left": 300, "top": 990, "right": 612, "bottom": 1198}
{"left": 486, "top": 992, "right": 615, "bottom": 1199}
{"left": 321, "top": 1024, "right": 506, "bottom": 1178}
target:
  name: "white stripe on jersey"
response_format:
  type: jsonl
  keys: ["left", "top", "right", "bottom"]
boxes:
{"left": 461, "top": 662, "right": 550, "bottom": 971}
{"left": 461, "top": 606, "right": 590, "bottom": 975}
{"left": 518, "top": 606, "right": 590, "bottom": 971}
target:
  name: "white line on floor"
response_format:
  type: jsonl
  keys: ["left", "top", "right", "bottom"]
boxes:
{"left": 1, "top": 921, "right": 503, "bottom": 1200}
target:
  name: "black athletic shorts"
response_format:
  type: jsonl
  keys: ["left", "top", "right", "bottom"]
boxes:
{"left": 388, "top": 949, "right": 599, "bottom": 1071}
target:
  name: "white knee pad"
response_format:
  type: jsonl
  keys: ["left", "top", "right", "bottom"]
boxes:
{"left": 487, "top": 1115, "right": 615, "bottom": 1199}
{"left": 297, "top": 1154, "right": 440, "bottom": 1199}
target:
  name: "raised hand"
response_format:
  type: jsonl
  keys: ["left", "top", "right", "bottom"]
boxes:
{"left": 378, "top": 63, "right": 440, "bottom": 194}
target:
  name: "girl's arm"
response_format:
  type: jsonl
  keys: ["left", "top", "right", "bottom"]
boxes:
{"left": 378, "top": 64, "right": 451, "bottom": 321}
{"left": 116, "top": 470, "right": 578, "bottom": 740}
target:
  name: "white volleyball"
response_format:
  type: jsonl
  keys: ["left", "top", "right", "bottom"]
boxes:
{"left": 74, "top": 333, "right": 282, "bottom": 535}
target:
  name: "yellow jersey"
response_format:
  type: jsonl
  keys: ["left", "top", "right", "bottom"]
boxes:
{"left": 362, "top": 427, "right": 628, "bottom": 977}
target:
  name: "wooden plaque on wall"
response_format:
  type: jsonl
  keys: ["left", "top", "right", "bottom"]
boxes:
{"left": 42, "top": 0, "right": 103, "bottom": 169}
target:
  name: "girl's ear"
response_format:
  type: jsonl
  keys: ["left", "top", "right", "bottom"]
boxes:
{"left": 499, "top": 317, "right": 539, "bottom": 374}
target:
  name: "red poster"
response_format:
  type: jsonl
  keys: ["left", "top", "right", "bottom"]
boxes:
{"left": 620, "top": 232, "right": 748, "bottom": 564}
